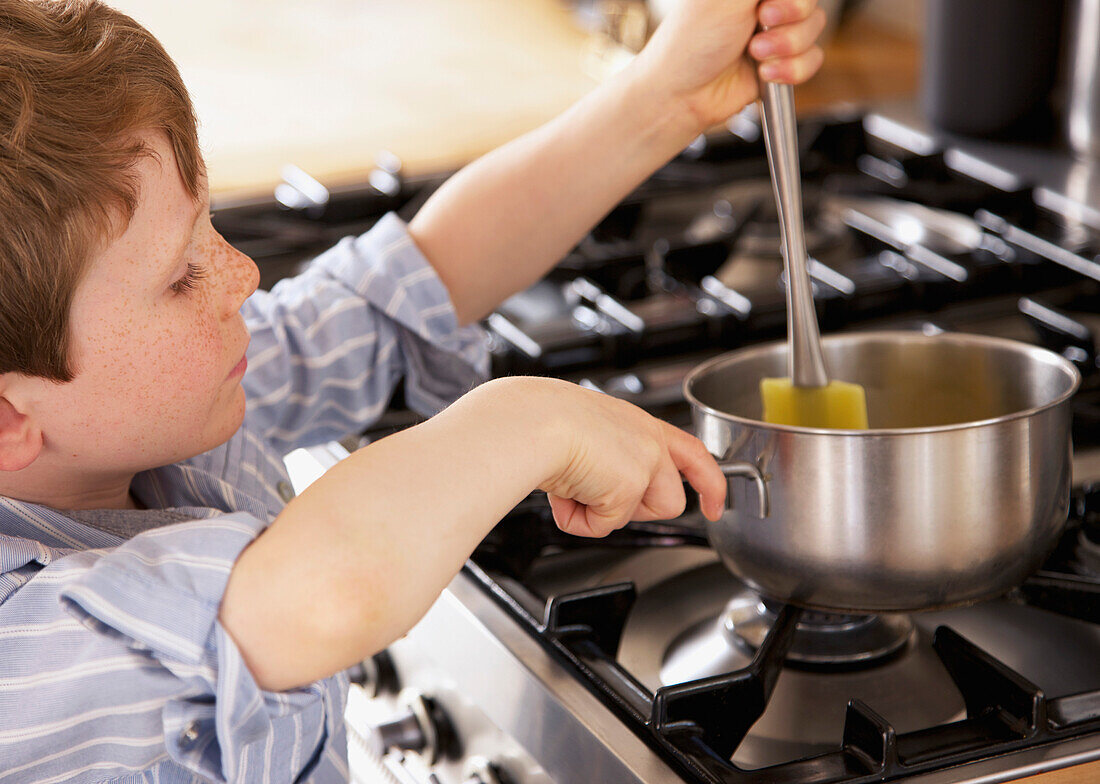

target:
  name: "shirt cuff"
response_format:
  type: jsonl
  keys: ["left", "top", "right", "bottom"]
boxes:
{"left": 312, "top": 213, "right": 481, "bottom": 356}
{"left": 312, "top": 212, "right": 490, "bottom": 414}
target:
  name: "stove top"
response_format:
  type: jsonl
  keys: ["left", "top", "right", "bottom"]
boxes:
{"left": 229, "top": 108, "right": 1100, "bottom": 783}
{"left": 465, "top": 478, "right": 1100, "bottom": 782}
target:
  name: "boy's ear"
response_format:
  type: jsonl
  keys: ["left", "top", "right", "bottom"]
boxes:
{"left": 0, "top": 384, "right": 43, "bottom": 472}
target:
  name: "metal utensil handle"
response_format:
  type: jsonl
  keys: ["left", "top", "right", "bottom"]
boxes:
{"left": 759, "top": 80, "right": 829, "bottom": 387}
{"left": 719, "top": 460, "right": 769, "bottom": 518}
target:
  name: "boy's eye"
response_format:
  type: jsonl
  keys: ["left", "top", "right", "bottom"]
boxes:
{"left": 169, "top": 262, "right": 207, "bottom": 295}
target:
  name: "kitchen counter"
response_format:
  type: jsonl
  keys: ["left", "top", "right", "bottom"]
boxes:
{"left": 1023, "top": 761, "right": 1100, "bottom": 781}
{"left": 108, "top": 0, "right": 919, "bottom": 200}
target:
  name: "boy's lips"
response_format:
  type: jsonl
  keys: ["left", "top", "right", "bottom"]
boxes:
{"left": 228, "top": 353, "right": 248, "bottom": 379}
{"left": 228, "top": 342, "right": 249, "bottom": 379}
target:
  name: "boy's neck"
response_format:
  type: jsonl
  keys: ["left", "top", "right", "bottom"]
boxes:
{"left": 0, "top": 468, "right": 139, "bottom": 511}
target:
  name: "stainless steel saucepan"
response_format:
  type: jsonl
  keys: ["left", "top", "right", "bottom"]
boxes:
{"left": 684, "top": 331, "right": 1081, "bottom": 613}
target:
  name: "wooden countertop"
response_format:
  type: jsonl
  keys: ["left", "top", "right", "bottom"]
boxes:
{"left": 792, "top": 11, "right": 920, "bottom": 115}
{"left": 109, "top": 0, "right": 919, "bottom": 200}
{"left": 110, "top": 0, "right": 597, "bottom": 197}
{"left": 1017, "top": 759, "right": 1100, "bottom": 782}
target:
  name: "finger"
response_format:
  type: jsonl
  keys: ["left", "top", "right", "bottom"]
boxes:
{"left": 750, "top": 8, "right": 827, "bottom": 61}
{"left": 758, "top": 0, "right": 818, "bottom": 28}
{"left": 582, "top": 503, "right": 632, "bottom": 537}
{"left": 548, "top": 494, "right": 576, "bottom": 528}
{"left": 550, "top": 487, "right": 639, "bottom": 538}
{"left": 661, "top": 423, "right": 727, "bottom": 521}
{"left": 758, "top": 45, "right": 825, "bottom": 85}
{"left": 548, "top": 494, "right": 598, "bottom": 537}
{"left": 632, "top": 458, "right": 688, "bottom": 521}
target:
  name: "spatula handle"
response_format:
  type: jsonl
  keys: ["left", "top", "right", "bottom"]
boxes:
{"left": 759, "top": 80, "right": 829, "bottom": 387}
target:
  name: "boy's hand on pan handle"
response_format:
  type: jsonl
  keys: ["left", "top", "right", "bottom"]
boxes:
{"left": 532, "top": 378, "right": 727, "bottom": 537}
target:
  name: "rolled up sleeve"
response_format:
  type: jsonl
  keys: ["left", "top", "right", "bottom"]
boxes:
{"left": 242, "top": 212, "right": 490, "bottom": 453}
{"left": 0, "top": 514, "right": 348, "bottom": 784}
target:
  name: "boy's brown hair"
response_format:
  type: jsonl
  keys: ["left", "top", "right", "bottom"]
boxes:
{"left": 0, "top": 0, "right": 202, "bottom": 382}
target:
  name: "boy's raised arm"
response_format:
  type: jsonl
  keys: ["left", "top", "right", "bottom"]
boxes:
{"left": 408, "top": 0, "right": 826, "bottom": 325}
{"left": 219, "top": 376, "right": 727, "bottom": 692}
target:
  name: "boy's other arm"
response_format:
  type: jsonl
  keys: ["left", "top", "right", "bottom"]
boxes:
{"left": 408, "top": 0, "right": 826, "bottom": 325}
{"left": 218, "top": 376, "right": 727, "bottom": 692}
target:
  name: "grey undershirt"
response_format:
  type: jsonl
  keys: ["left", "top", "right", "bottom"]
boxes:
{"left": 62, "top": 507, "right": 197, "bottom": 540}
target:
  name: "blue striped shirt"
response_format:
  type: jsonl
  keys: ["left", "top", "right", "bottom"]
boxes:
{"left": 0, "top": 213, "right": 489, "bottom": 783}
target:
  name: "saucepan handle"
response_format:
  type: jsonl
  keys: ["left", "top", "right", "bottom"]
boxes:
{"left": 719, "top": 461, "right": 770, "bottom": 519}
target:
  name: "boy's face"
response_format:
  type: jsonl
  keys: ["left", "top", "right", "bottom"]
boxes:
{"left": 26, "top": 133, "right": 259, "bottom": 477}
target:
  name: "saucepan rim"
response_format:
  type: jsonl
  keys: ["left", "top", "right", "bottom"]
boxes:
{"left": 683, "top": 329, "right": 1082, "bottom": 436}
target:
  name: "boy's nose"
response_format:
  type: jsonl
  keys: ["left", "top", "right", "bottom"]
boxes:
{"left": 216, "top": 236, "right": 260, "bottom": 317}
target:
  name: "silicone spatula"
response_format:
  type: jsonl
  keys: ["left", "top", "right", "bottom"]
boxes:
{"left": 756, "top": 81, "right": 868, "bottom": 429}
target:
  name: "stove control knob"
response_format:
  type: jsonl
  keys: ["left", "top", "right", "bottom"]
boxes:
{"left": 462, "top": 756, "right": 507, "bottom": 784}
{"left": 347, "top": 649, "right": 399, "bottom": 697}
{"left": 365, "top": 711, "right": 425, "bottom": 759}
{"left": 364, "top": 690, "right": 457, "bottom": 764}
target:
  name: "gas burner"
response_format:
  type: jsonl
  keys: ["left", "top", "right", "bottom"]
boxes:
{"left": 668, "top": 594, "right": 917, "bottom": 671}
{"left": 598, "top": 178, "right": 855, "bottom": 265}
{"left": 710, "top": 181, "right": 853, "bottom": 262}
{"left": 612, "top": 551, "right": 965, "bottom": 768}
{"left": 693, "top": 180, "right": 861, "bottom": 298}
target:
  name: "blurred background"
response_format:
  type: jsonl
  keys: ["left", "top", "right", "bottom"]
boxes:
{"left": 106, "top": 0, "right": 923, "bottom": 198}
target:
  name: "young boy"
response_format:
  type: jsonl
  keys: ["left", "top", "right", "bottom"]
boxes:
{"left": 0, "top": 0, "right": 824, "bottom": 781}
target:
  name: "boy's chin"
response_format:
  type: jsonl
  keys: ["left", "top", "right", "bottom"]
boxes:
{"left": 187, "top": 393, "right": 248, "bottom": 460}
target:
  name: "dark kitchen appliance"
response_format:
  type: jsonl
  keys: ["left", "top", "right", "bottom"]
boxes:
{"left": 921, "top": 0, "right": 1068, "bottom": 139}
{"left": 1065, "top": 0, "right": 1100, "bottom": 158}
{"left": 217, "top": 107, "right": 1100, "bottom": 783}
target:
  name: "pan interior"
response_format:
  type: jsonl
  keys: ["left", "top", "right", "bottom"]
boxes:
{"left": 688, "top": 332, "right": 1079, "bottom": 429}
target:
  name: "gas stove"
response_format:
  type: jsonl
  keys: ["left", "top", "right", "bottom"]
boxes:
{"left": 230, "top": 107, "right": 1100, "bottom": 783}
